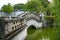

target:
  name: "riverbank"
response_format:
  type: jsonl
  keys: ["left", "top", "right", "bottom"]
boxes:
{"left": 25, "top": 27, "right": 57, "bottom": 40}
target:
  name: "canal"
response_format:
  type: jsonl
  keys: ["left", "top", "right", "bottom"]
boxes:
{"left": 11, "top": 25, "right": 57, "bottom": 40}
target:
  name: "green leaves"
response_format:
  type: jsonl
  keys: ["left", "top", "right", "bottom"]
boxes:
{"left": 25, "top": 0, "right": 42, "bottom": 13}
{"left": 14, "top": 3, "right": 25, "bottom": 10}
{"left": 1, "top": 3, "right": 14, "bottom": 14}
{"left": 50, "top": 0, "right": 60, "bottom": 40}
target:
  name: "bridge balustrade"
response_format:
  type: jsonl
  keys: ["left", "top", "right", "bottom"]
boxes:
{"left": 1, "top": 17, "right": 26, "bottom": 35}
{"left": 24, "top": 14, "right": 40, "bottom": 22}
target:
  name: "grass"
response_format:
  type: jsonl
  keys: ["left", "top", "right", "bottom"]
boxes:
{"left": 25, "top": 27, "right": 57, "bottom": 40}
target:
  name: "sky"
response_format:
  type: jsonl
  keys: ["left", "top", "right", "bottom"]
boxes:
{"left": 0, "top": 0, "right": 52, "bottom": 9}
{"left": 48, "top": 0, "right": 51, "bottom": 1}
{"left": 0, "top": 0, "right": 28, "bottom": 9}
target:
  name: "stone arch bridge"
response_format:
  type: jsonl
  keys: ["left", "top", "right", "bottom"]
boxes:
{"left": 17, "top": 13, "right": 42, "bottom": 28}
{"left": 0, "top": 13, "right": 44, "bottom": 40}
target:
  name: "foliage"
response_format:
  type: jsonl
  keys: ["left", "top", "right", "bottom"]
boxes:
{"left": 1, "top": 3, "right": 14, "bottom": 14}
{"left": 45, "top": 16, "right": 55, "bottom": 27}
{"left": 39, "top": 0, "right": 49, "bottom": 7}
{"left": 14, "top": 3, "right": 25, "bottom": 10}
{"left": 52, "top": 0, "right": 60, "bottom": 40}
{"left": 25, "top": 27, "right": 57, "bottom": 40}
{"left": 48, "top": 0, "right": 60, "bottom": 40}
{"left": 40, "top": 0, "right": 54, "bottom": 27}
{"left": 25, "top": 0, "right": 42, "bottom": 13}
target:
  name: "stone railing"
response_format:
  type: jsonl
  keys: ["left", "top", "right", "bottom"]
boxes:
{"left": 0, "top": 17, "right": 26, "bottom": 40}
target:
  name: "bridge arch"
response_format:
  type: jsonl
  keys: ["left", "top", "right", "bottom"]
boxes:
{"left": 27, "top": 25, "right": 36, "bottom": 34}
{"left": 28, "top": 25, "right": 36, "bottom": 29}
{"left": 26, "top": 20, "right": 42, "bottom": 28}
{"left": 17, "top": 13, "right": 43, "bottom": 28}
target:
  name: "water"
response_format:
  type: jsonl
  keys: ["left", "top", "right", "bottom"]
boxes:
{"left": 11, "top": 27, "right": 51, "bottom": 40}
{"left": 0, "top": 10, "right": 25, "bottom": 17}
{"left": 25, "top": 28, "right": 50, "bottom": 40}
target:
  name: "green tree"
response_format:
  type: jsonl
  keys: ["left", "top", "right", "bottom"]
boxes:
{"left": 52, "top": 0, "right": 60, "bottom": 40}
{"left": 40, "top": 0, "right": 49, "bottom": 7}
{"left": 25, "top": 0, "right": 42, "bottom": 13}
{"left": 48, "top": 0, "right": 60, "bottom": 40}
{"left": 1, "top": 3, "right": 14, "bottom": 14}
{"left": 14, "top": 3, "right": 25, "bottom": 10}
